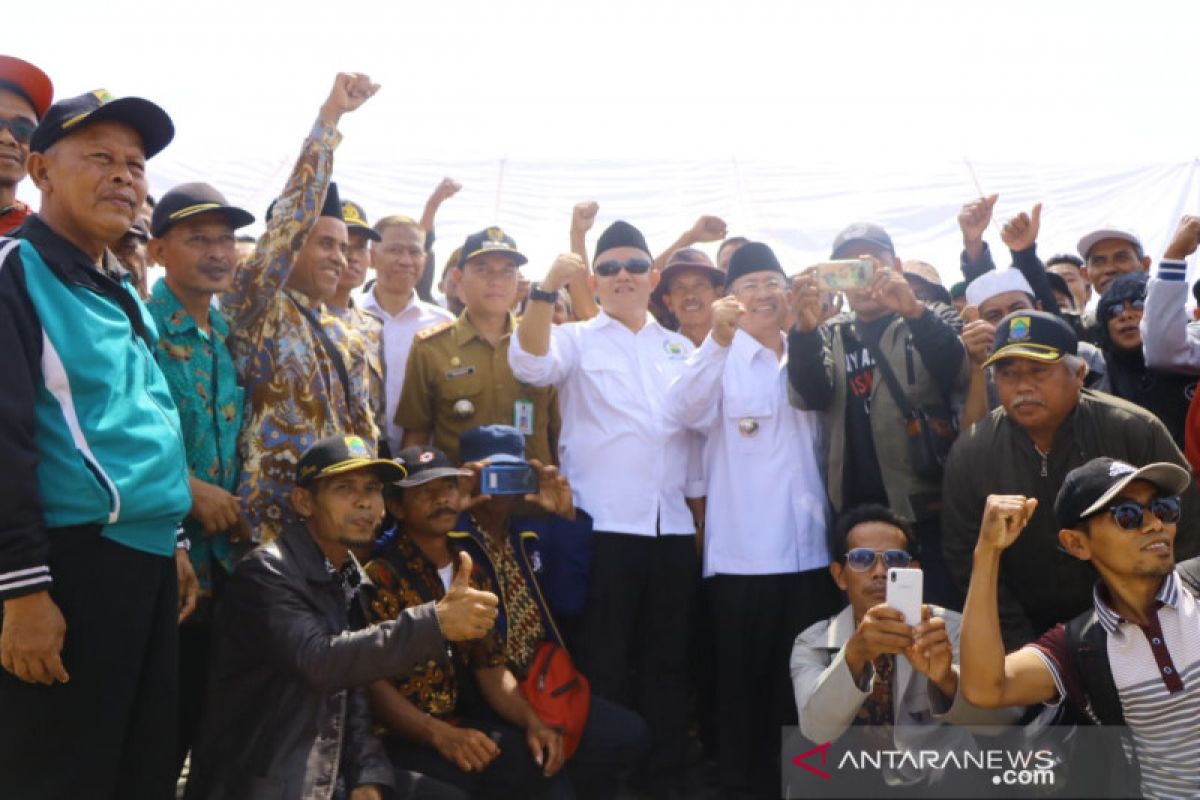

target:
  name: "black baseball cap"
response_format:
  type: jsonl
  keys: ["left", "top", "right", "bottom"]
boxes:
{"left": 31, "top": 89, "right": 173, "bottom": 158}
{"left": 151, "top": 182, "right": 255, "bottom": 238}
{"left": 458, "top": 226, "right": 527, "bottom": 268}
{"left": 0, "top": 56, "right": 53, "bottom": 119}
{"left": 295, "top": 434, "right": 406, "bottom": 487}
{"left": 394, "top": 446, "right": 471, "bottom": 487}
{"left": 1054, "top": 458, "right": 1191, "bottom": 530}
{"left": 341, "top": 200, "right": 382, "bottom": 242}
{"left": 831, "top": 222, "right": 894, "bottom": 259}
{"left": 982, "top": 310, "right": 1078, "bottom": 369}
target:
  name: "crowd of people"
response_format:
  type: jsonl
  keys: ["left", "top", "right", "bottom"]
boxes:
{"left": 3, "top": 58, "right": 1200, "bottom": 800}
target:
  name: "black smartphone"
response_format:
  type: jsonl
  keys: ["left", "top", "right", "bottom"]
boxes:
{"left": 479, "top": 463, "right": 539, "bottom": 496}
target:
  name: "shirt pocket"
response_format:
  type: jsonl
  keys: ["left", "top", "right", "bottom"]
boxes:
{"left": 580, "top": 348, "right": 635, "bottom": 406}
{"left": 438, "top": 371, "right": 483, "bottom": 412}
{"left": 723, "top": 389, "right": 773, "bottom": 454}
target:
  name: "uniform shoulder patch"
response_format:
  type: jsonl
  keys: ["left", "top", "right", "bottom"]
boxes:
{"left": 416, "top": 320, "right": 454, "bottom": 341}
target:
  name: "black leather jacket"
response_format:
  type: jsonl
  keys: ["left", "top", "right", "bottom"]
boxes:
{"left": 185, "top": 523, "right": 447, "bottom": 800}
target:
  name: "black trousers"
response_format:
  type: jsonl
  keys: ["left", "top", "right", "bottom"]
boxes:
{"left": 0, "top": 525, "right": 179, "bottom": 799}
{"left": 708, "top": 569, "right": 841, "bottom": 798}
{"left": 384, "top": 717, "right": 564, "bottom": 800}
{"left": 579, "top": 531, "right": 697, "bottom": 791}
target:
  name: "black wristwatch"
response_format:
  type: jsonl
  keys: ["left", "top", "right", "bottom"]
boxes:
{"left": 528, "top": 282, "right": 559, "bottom": 304}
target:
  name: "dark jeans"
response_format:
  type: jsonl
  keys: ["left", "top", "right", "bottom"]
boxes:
{"left": 567, "top": 694, "right": 651, "bottom": 799}
{"left": 709, "top": 569, "right": 841, "bottom": 798}
{"left": 0, "top": 524, "right": 179, "bottom": 799}
{"left": 579, "top": 531, "right": 697, "bottom": 792}
{"left": 384, "top": 717, "right": 567, "bottom": 800}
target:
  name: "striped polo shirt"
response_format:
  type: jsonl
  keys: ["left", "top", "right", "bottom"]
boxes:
{"left": 1026, "top": 571, "right": 1200, "bottom": 799}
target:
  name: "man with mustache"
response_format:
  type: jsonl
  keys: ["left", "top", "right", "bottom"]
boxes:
{"left": 0, "top": 88, "right": 193, "bottom": 798}
{"left": 366, "top": 445, "right": 566, "bottom": 799}
{"left": 222, "top": 73, "right": 381, "bottom": 544}
{"left": 941, "top": 310, "right": 1200, "bottom": 650}
{"left": 959, "top": 464, "right": 1200, "bottom": 799}
{"left": 143, "top": 181, "right": 256, "bottom": 770}
{"left": 186, "top": 435, "right": 499, "bottom": 800}
{"left": 666, "top": 242, "right": 840, "bottom": 797}
{"left": 0, "top": 56, "right": 51, "bottom": 235}
{"left": 398, "top": 227, "right": 557, "bottom": 466}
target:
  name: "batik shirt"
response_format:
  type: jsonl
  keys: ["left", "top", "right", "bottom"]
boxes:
{"left": 365, "top": 532, "right": 506, "bottom": 719}
{"left": 145, "top": 277, "right": 242, "bottom": 594}
{"left": 328, "top": 301, "right": 386, "bottom": 450}
{"left": 221, "top": 121, "right": 379, "bottom": 542}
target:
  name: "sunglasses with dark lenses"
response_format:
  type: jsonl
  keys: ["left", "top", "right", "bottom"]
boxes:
{"left": 0, "top": 116, "right": 36, "bottom": 144}
{"left": 1102, "top": 298, "right": 1145, "bottom": 321}
{"left": 842, "top": 548, "right": 913, "bottom": 572}
{"left": 1097, "top": 496, "right": 1182, "bottom": 530}
{"left": 594, "top": 258, "right": 652, "bottom": 277}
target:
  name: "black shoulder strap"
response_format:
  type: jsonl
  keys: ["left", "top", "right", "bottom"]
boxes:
{"left": 1066, "top": 610, "right": 1125, "bottom": 726}
{"left": 859, "top": 325, "right": 915, "bottom": 418}
{"left": 287, "top": 293, "right": 352, "bottom": 411}
{"left": 1176, "top": 557, "right": 1200, "bottom": 596}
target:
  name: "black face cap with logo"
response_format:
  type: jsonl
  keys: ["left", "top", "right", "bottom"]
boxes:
{"left": 295, "top": 434, "right": 407, "bottom": 487}
{"left": 151, "top": 182, "right": 255, "bottom": 239}
{"left": 30, "top": 89, "right": 174, "bottom": 159}
{"left": 1054, "top": 457, "right": 1191, "bottom": 530}
{"left": 341, "top": 200, "right": 381, "bottom": 242}
{"left": 982, "top": 309, "right": 1078, "bottom": 369}
{"left": 458, "top": 226, "right": 527, "bottom": 268}
{"left": 393, "top": 446, "right": 471, "bottom": 487}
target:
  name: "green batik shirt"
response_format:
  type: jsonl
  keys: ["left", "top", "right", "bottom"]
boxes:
{"left": 146, "top": 278, "right": 244, "bottom": 594}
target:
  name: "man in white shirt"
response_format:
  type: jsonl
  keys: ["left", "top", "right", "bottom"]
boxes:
{"left": 667, "top": 242, "right": 840, "bottom": 798}
{"left": 360, "top": 215, "right": 454, "bottom": 455}
{"left": 510, "top": 220, "right": 698, "bottom": 797}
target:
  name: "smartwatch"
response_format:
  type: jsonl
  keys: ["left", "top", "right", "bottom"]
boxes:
{"left": 528, "top": 282, "right": 559, "bottom": 304}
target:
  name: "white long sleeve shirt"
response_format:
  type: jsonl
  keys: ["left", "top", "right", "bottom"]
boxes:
{"left": 666, "top": 329, "right": 829, "bottom": 577}
{"left": 508, "top": 311, "right": 697, "bottom": 536}
{"left": 360, "top": 290, "right": 454, "bottom": 453}
{"left": 1141, "top": 259, "right": 1200, "bottom": 376}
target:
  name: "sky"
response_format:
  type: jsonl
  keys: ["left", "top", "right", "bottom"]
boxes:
{"left": 14, "top": 0, "right": 1200, "bottom": 283}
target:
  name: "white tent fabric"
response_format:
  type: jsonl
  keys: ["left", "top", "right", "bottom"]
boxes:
{"left": 146, "top": 155, "right": 1200, "bottom": 288}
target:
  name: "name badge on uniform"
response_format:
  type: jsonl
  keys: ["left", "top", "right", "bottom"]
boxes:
{"left": 445, "top": 365, "right": 476, "bottom": 379}
{"left": 514, "top": 400, "right": 534, "bottom": 435}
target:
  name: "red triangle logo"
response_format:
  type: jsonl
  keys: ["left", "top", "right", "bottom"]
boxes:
{"left": 791, "top": 741, "right": 832, "bottom": 780}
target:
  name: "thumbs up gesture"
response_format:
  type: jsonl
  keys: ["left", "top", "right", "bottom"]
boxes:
{"left": 435, "top": 552, "right": 499, "bottom": 641}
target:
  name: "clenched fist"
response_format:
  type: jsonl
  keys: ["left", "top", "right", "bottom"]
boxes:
{"left": 319, "top": 73, "right": 381, "bottom": 126}
{"left": 710, "top": 295, "right": 746, "bottom": 347}
{"left": 542, "top": 253, "right": 588, "bottom": 293}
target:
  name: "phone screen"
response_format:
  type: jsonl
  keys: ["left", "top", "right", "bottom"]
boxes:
{"left": 479, "top": 464, "right": 539, "bottom": 496}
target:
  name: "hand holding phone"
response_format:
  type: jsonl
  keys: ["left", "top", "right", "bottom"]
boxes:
{"left": 886, "top": 567, "right": 923, "bottom": 627}
{"left": 479, "top": 463, "right": 539, "bottom": 496}
{"left": 815, "top": 258, "right": 875, "bottom": 291}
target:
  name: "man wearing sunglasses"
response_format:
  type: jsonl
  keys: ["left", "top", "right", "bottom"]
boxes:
{"left": 791, "top": 504, "right": 1018, "bottom": 792}
{"left": 0, "top": 57, "right": 52, "bottom": 235}
{"left": 960, "top": 460, "right": 1200, "bottom": 799}
{"left": 511, "top": 220, "right": 699, "bottom": 798}
{"left": 942, "top": 310, "right": 1200, "bottom": 652}
{"left": 1091, "top": 272, "right": 1195, "bottom": 448}
{"left": 667, "top": 242, "right": 839, "bottom": 797}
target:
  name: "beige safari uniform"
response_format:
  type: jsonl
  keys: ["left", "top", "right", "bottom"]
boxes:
{"left": 396, "top": 312, "right": 559, "bottom": 465}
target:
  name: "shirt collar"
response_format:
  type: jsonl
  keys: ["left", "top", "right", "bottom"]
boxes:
{"left": 364, "top": 287, "right": 419, "bottom": 319}
{"left": 453, "top": 310, "right": 514, "bottom": 346}
{"left": 147, "top": 278, "right": 229, "bottom": 338}
{"left": 1092, "top": 571, "right": 1180, "bottom": 634}
{"left": 16, "top": 214, "right": 126, "bottom": 291}
{"left": 731, "top": 327, "right": 784, "bottom": 363}
{"left": 592, "top": 308, "right": 661, "bottom": 334}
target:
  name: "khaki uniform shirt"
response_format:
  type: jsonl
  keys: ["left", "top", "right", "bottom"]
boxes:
{"left": 396, "top": 312, "right": 559, "bottom": 465}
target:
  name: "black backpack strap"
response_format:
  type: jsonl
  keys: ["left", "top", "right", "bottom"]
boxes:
{"left": 1065, "top": 610, "right": 1125, "bottom": 726}
{"left": 286, "top": 293, "right": 353, "bottom": 411}
{"left": 859, "top": 326, "right": 915, "bottom": 418}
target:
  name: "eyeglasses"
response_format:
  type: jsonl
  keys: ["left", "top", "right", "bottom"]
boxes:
{"left": 594, "top": 258, "right": 652, "bottom": 277}
{"left": 732, "top": 276, "right": 786, "bottom": 296}
{"left": 1102, "top": 298, "right": 1145, "bottom": 320}
{"left": 0, "top": 116, "right": 36, "bottom": 145}
{"left": 842, "top": 548, "right": 913, "bottom": 572}
{"left": 1093, "top": 496, "right": 1181, "bottom": 530}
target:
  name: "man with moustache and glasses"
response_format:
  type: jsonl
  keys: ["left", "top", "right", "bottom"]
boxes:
{"left": 942, "top": 310, "right": 1200, "bottom": 651}
{"left": 144, "top": 181, "right": 256, "bottom": 769}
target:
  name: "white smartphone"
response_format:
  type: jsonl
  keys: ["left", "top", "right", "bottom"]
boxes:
{"left": 886, "top": 568, "right": 923, "bottom": 627}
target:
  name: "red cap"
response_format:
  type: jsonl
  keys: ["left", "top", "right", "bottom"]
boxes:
{"left": 0, "top": 56, "right": 53, "bottom": 119}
